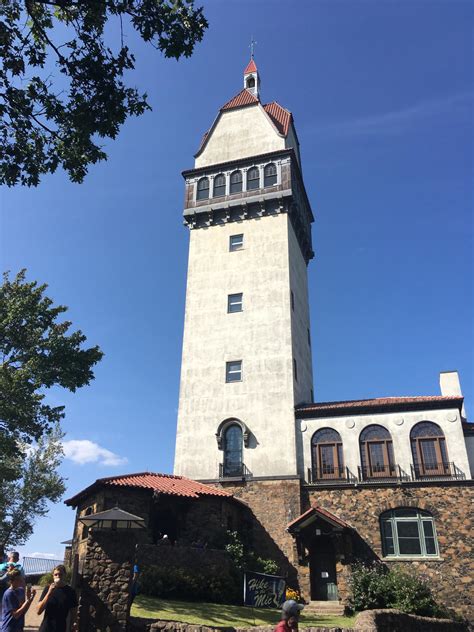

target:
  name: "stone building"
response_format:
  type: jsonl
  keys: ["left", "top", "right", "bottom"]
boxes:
{"left": 66, "top": 58, "right": 473, "bottom": 619}
{"left": 172, "top": 58, "right": 474, "bottom": 617}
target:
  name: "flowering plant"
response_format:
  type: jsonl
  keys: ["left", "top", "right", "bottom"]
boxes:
{"left": 285, "top": 587, "right": 301, "bottom": 602}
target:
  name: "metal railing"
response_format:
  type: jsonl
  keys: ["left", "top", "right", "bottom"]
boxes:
{"left": 307, "top": 465, "right": 352, "bottom": 484}
{"left": 358, "top": 464, "right": 405, "bottom": 483}
{"left": 23, "top": 557, "right": 64, "bottom": 576}
{"left": 411, "top": 461, "right": 463, "bottom": 481}
{"left": 219, "top": 462, "right": 252, "bottom": 479}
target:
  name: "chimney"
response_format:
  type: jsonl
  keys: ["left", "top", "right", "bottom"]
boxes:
{"left": 439, "top": 371, "right": 466, "bottom": 419}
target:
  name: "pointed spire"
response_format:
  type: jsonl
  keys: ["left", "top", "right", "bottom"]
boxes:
{"left": 244, "top": 58, "right": 257, "bottom": 74}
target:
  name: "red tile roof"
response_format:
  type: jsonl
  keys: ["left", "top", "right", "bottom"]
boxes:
{"left": 65, "top": 471, "right": 232, "bottom": 507}
{"left": 296, "top": 395, "right": 464, "bottom": 417}
{"left": 221, "top": 89, "right": 259, "bottom": 111}
{"left": 263, "top": 102, "right": 292, "bottom": 136}
{"left": 244, "top": 59, "right": 258, "bottom": 74}
{"left": 287, "top": 505, "right": 351, "bottom": 532}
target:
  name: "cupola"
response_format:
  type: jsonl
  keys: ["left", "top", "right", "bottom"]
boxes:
{"left": 243, "top": 57, "right": 260, "bottom": 99}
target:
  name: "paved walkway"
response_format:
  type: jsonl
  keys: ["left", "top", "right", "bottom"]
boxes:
{"left": 25, "top": 585, "right": 43, "bottom": 631}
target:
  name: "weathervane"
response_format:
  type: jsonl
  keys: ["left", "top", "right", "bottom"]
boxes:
{"left": 249, "top": 36, "right": 257, "bottom": 59}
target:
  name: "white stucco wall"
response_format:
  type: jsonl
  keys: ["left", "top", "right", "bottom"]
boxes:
{"left": 195, "top": 105, "right": 285, "bottom": 168}
{"left": 298, "top": 408, "right": 472, "bottom": 481}
{"left": 174, "top": 214, "right": 310, "bottom": 480}
{"left": 285, "top": 124, "right": 301, "bottom": 166}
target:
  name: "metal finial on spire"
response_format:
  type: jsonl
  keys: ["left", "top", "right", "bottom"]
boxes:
{"left": 249, "top": 36, "right": 257, "bottom": 59}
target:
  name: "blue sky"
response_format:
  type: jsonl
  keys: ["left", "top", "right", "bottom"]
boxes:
{"left": 1, "top": 0, "right": 472, "bottom": 559}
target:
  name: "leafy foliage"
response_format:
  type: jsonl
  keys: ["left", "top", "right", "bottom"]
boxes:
{"left": 139, "top": 565, "right": 241, "bottom": 605}
{"left": 0, "top": 0, "right": 208, "bottom": 186}
{"left": 349, "top": 562, "right": 450, "bottom": 618}
{"left": 0, "top": 269, "right": 103, "bottom": 482}
{"left": 0, "top": 423, "right": 66, "bottom": 551}
{"left": 225, "top": 530, "right": 279, "bottom": 575}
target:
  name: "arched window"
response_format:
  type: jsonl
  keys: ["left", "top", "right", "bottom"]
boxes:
{"left": 359, "top": 425, "right": 396, "bottom": 479}
{"left": 223, "top": 424, "right": 243, "bottom": 476}
{"left": 229, "top": 170, "right": 243, "bottom": 194}
{"left": 247, "top": 166, "right": 260, "bottom": 190}
{"left": 246, "top": 77, "right": 255, "bottom": 89}
{"left": 264, "top": 163, "right": 277, "bottom": 187}
{"left": 311, "top": 428, "right": 344, "bottom": 480}
{"left": 213, "top": 173, "right": 226, "bottom": 197}
{"left": 196, "top": 177, "right": 209, "bottom": 200}
{"left": 410, "top": 422, "right": 449, "bottom": 477}
{"left": 380, "top": 508, "right": 439, "bottom": 557}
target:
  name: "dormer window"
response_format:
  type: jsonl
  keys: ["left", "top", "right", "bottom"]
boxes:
{"left": 247, "top": 167, "right": 259, "bottom": 190}
{"left": 264, "top": 163, "right": 277, "bottom": 187}
{"left": 196, "top": 177, "right": 209, "bottom": 200}
{"left": 213, "top": 173, "right": 226, "bottom": 197}
{"left": 230, "top": 170, "right": 242, "bottom": 194}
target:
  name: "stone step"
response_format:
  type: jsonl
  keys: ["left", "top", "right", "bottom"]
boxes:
{"left": 304, "top": 601, "right": 345, "bottom": 615}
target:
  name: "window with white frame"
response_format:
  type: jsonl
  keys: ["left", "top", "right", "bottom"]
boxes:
{"left": 196, "top": 177, "right": 209, "bottom": 200}
{"left": 229, "top": 170, "right": 243, "bottom": 194}
{"left": 380, "top": 508, "right": 439, "bottom": 557}
{"left": 229, "top": 234, "right": 244, "bottom": 251}
{"left": 264, "top": 163, "right": 277, "bottom": 187}
{"left": 213, "top": 173, "right": 226, "bottom": 197}
{"left": 226, "top": 360, "right": 242, "bottom": 383}
{"left": 227, "top": 293, "right": 243, "bottom": 313}
{"left": 247, "top": 166, "right": 260, "bottom": 190}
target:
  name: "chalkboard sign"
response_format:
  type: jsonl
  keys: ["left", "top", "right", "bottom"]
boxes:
{"left": 243, "top": 571, "right": 286, "bottom": 608}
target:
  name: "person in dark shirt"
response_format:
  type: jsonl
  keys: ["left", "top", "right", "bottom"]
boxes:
{"left": 37, "top": 565, "right": 77, "bottom": 632}
{"left": 1, "top": 569, "right": 35, "bottom": 632}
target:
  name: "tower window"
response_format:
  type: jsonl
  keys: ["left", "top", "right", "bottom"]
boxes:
{"left": 246, "top": 76, "right": 255, "bottom": 89}
{"left": 196, "top": 177, "right": 209, "bottom": 200}
{"left": 293, "top": 358, "right": 298, "bottom": 382}
{"left": 228, "top": 293, "right": 243, "bottom": 313}
{"left": 264, "top": 163, "right": 277, "bottom": 187}
{"left": 226, "top": 360, "right": 242, "bottom": 383}
{"left": 307, "top": 328, "right": 311, "bottom": 347}
{"left": 213, "top": 173, "right": 226, "bottom": 197}
{"left": 223, "top": 424, "right": 243, "bottom": 476}
{"left": 229, "top": 234, "right": 243, "bottom": 251}
{"left": 247, "top": 167, "right": 260, "bottom": 190}
{"left": 291, "top": 290, "right": 295, "bottom": 311}
{"left": 230, "top": 170, "right": 243, "bottom": 194}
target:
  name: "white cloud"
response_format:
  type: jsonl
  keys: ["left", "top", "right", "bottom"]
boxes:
{"left": 62, "top": 440, "right": 128, "bottom": 466}
{"left": 308, "top": 92, "right": 473, "bottom": 139}
{"left": 28, "top": 552, "right": 61, "bottom": 559}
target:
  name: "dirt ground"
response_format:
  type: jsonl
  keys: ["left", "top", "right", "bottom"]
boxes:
{"left": 25, "top": 585, "right": 43, "bottom": 631}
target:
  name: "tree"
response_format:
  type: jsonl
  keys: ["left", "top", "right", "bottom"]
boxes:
{"left": 0, "top": 0, "right": 208, "bottom": 186}
{"left": 0, "top": 269, "right": 103, "bottom": 482}
{"left": 0, "top": 423, "right": 66, "bottom": 553}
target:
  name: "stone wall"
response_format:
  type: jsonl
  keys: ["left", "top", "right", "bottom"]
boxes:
{"left": 218, "top": 478, "right": 302, "bottom": 581}
{"left": 78, "top": 529, "right": 141, "bottom": 632}
{"left": 353, "top": 609, "right": 467, "bottom": 631}
{"left": 304, "top": 483, "right": 474, "bottom": 618}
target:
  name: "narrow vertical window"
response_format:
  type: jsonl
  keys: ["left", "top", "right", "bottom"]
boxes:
{"left": 229, "top": 234, "right": 244, "bottom": 251}
{"left": 226, "top": 360, "right": 242, "bottom": 383}
{"left": 247, "top": 166, "right": 260, "bottom": 190}
{"left": 307, "top": 328, "right": 311, "bottom": 347}
{"left": 227, "top": 293, "right": 243, "bottom": 313}
{"left": 213, "top": 173, "right": 226, "bottom": 197}
{"left": 264, "top": 163, "right": 277, "bottom": 187}
{"left": 223, "top": 425, "right": 243, "bottom": 476}
{"left": 291, "top": 290, "right": 295, "bottom": 311}
{"left": 310, "top": 389, "right": 314, "bottom": 402}
{"left": 293, "top": 358, "right": 298, "bottom": 382}
{"left": 196, "top": 177, "right": 209, "bottom": 200}
{"left": 229, "top": 170, "right": 243, "bottom": 194}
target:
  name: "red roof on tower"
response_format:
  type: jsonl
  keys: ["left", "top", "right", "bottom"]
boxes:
{"left": 221, "top": 89, "right": 259, "bottom": 111}
{"left": 244, "top": 58, "right": 257, "bottom": 74}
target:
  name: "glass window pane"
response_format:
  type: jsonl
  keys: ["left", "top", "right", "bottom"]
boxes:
{"left": 398, "top": 537, "right": 422, "bottom": 555}
{"left": 360, "top": 425, "right": 391, "bottom": 441}
{"left": 425, "top": 537, "right": 436, "bottom": 555}
{"left": 247, "top": 167, "right": 260, "bottom": 190}
{"left": 397, "top": 521, "right": 419, "bottom": 538}
{"left": 226, "top": 361, "right": 242, "bottom": 382}
{"left": 422, "top": 520, "right": 434, "bottom": 537}
{"left": 228, "top": 293, "right": 243, "bottom": 313}
{"left": 394, "top": 508, "right": 418, "bottom": 517}
{"left": 313, "top": 428, "right": 342, "bottom": 444}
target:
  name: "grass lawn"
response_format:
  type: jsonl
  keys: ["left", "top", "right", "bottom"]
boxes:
{"left": 131, "top": 595, "right": 356, "bottom": 629}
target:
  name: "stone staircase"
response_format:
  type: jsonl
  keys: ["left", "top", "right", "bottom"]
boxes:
{"left": 304, "top": 600, "right": 346, "bottom": 616}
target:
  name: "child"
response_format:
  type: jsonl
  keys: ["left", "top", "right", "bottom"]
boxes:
{"left": 274, "top": 599, "right": 304, "bottom": 632}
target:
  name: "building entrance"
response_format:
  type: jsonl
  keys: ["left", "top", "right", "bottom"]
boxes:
{"left": 309, "top": 536, "right": 338, "bottom": 601}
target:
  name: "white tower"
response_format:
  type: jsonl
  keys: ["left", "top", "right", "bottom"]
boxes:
{"left": 174, "top": 59, "right": 314, "bottom": 481}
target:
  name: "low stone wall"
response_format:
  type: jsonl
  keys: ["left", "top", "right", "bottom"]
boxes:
{"left": 136, "top": 543, "right": 234, "bottom": 576}
{"left": 353, "top": 609, "right": 467, "bottom": 631}
{"left": 147, "top": 622, "right": 354, "bottom": 632}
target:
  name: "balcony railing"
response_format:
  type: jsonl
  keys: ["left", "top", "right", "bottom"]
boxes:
{"left": 307, "top": 465, "right": 353, "bottom": 485}
{"left": 219, "top": 462, "right": 252, "bottom": 480}
{"left": 411, "top": 461, "right": 464, "bottom": 481}
{"left": 358, "top": 464, "right": 407, "bottom": 483}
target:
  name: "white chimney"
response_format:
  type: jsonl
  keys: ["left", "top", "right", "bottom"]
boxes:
{"left": 440, "top": 371, "right": 466, "bottom": 419}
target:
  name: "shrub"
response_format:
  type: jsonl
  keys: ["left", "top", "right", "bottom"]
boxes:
{"left": 139, "top": 565, "right": 240, "bottom": 605}
{"left": 225, "top": 531, "right": 279, "bottom": 576}
{"left": 349, "top": 562, "right": 447, "bottom": 618}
